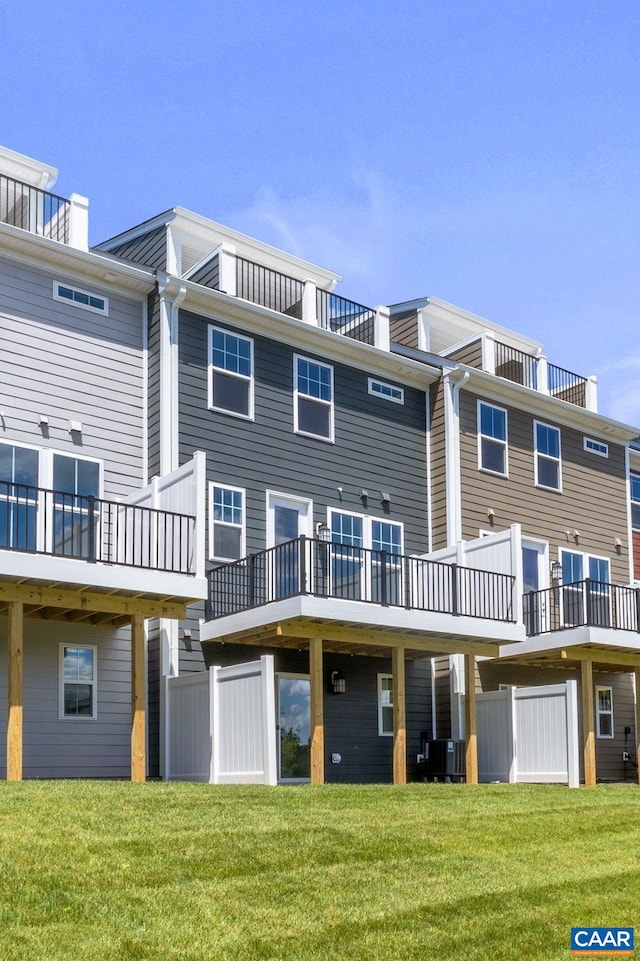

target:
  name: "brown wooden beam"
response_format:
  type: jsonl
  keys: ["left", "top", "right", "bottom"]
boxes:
{"left": 581, "top": 658, "right": 596, "bottom": 786}
{"left": 131, "top": 614, "right": 146, "bottom": 783}
{"left": 635, "top": 668, "right": 640, "bottom": 787}
{"left": 464, "top": 653, "right": 478, "bottom": 785}
{"left": 7, "top": 601, "right": 24, "bottom": 782}
{"left": 0, "top": 582, "right": 187, "bottom": 620}
{"left": 392, "top": 647, "right": 406, "bottom": 785}
{"left": 309, "top": 637, "right": 324, "bottom": 785}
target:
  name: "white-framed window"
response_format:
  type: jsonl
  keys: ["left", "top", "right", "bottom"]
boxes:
{"left": 59, "top": 644, "right": 97, "bottom": 719}
{"left": 294, "top": 355, "right": 334, "bottom": 442}
{"left": 535, "top": 421, "right": 562, "bottom": 491}
{"left": 209, "top": 483, "right": 245, "bottom": 561}
{"left": 208, "top": 325, "right": 254, "bottom": 419}
{"left": 0, "top": 441, "right": 39, "bottom": 550}
{"left": 560, "top": 549, "right": 611, "bottom": 627}
{"left": 368, "top": 378, "right": 404, "bottom": 404}
{"left": 584, "top": 437, "right": 608, "bottom": 458}
{"left": 378, "top": 674, "right": 393, "bottom": 736}
{"left": 631, "top": 473, "right": 640, "bottom": 531}
{"left": 53, "top": 281, "right": 108, "bottom": 316}
{"left": 329, "top": 509, "right": 403, "bottom": 603}
{"left": 478, "top": 401, "right": 508, "bottom": 476}
{"left": 595, "top": 685, "right": 614, "bottom": 738}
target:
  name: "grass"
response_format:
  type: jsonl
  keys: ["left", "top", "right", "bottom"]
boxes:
{"left": 0, "top": 782, "right": 639, "bottom": 960}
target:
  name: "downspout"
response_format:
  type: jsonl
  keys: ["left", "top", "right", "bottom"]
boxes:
{"left": 443, "top": 369, "right": 469, "bottom": 547}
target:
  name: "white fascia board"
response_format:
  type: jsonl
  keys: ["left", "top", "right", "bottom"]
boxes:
{"left": 0, "top": 551, "right": 207, "bottom": 601}
{"left": 460, "top": 366, "right": 639, "bottom": 442}
{"left": 0, "top": 224, "right": 155, "bottom": 299}
{"left": 169, "top": 208, "right": 343, "bottom": 290}
{"left": 200, "top": 594, "right": 525, "bottom": 645}
{"left": 179, "top": 279, "right": 441, "bottom": 389}
{"left": 0, "top": 144, "right": 58, "bottom": 190}
{"left": 424, "top": 298, "right": 543, "bottom": 355}
{"left": 499, "top": 626, "right": 640, "bottom": 659}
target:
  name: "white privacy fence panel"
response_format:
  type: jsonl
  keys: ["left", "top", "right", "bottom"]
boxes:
{"left": 477, "top": 681, "right": 579, "bottom": 787}
{"left": 166, "top": 656, "right": 277, "bottom": 785}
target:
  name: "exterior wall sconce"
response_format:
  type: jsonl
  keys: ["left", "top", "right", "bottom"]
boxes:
{"left": 380, "top": 491, "right": 391, "bottom": 504}
{"left": 487, "top": 507, "right": 495, "bottom": 525}
{"left": 316, "top": 522, "right": 331, "bottom": 542}
{"left": 614, "top": 537, "right": 622, "bottom": 552}
{"left": 550, "top": 560, "right": 562, "bottom": 581}
{"left": 38, "top": 414, "right": 49, "bottom": 427}
{"left": 331, "top": 671, "right": 346, "bottom": 694}
{"left": 69, "top": 420, "right": 82, "bottom": 434}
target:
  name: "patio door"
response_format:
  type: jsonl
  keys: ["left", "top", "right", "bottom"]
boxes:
{"left": 266, "top": 493, "right": 312, "bottom": 598}
{"left": 560, "top": 551, "right": 611, "bottom": 627}
{"left": 277, "top": 674, "right": 310, "bottom": 782}
{"left": 522, "top": 541, "right": 547, "bottom": 633}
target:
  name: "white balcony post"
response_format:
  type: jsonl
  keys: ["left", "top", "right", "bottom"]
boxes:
{"left": 537, "top": 355, "right": 549, "bottom": 395}
{"left": 302, "top": 279, "right": 318, "bottom": 326}
{"left": 218, "top": 243, "right": 237, "bottom": 297}
{"left": 585, "top": 375, "right": 598, "bottom": 412}
{"left": 68, "top": 193, "right": 89, "bottom": 251}
{"left": 482, "top": 331, "right": 496, "bottom": 374}
{"left": 417, "top": 308, "right": 430, "bottom": 352}
{"left": 374, "top": 306, "right": 390, "bottom": 352}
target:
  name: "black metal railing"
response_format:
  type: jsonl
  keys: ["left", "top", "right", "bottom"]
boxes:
{"left": 316, "top": 290, "right": 376, "bottom": 346}
{"left": 0, "top": 481, "right": 196, "bottom": 574}
{"left": 0, "top": 174, "right": 70, "bottom": 243}
{"left": 206, "top": 535, "right": 516, "bottom": 622}
{"left": 547, "top": 363, "right": 588, "bottom": 408}
{"left": 524, "top": 579, "right": 640, "bottom": 636}
{"left": 495, "top": 341, "right": 538, "bottom": 390}
{"left": 236, "top": 257, "right": 304, "bottom": 319}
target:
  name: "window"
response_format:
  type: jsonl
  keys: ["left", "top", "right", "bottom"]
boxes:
{"left": 561, "top": 550, "right": 610, "bottom": 627}
{"left": 60, "top": 645, "right": 97, "bottom": 719}
{"left": 330, "top": 511, "right": 364, "bottom": 599}
{"left": 329, "top": 510, "right": 403, "bottom": 602}
{"left": 584, "top": 437, "right": 608, "bottom": 457}
{"left": 368, "top": 378, "right": 404, "bottom": 404}
{"left": 478, "top": 402, "right": 507, "bottom": 475}
{"left": 595, "top": 686, "right": 614, "bottom": 738}
{"left": 378, "top": 674, "right": 393, "bottom": 736}
{"left": 54, "top": 281, "right": 108, "bottom": 315}
{"left": 535, "top": 422, "right": 561, "bottom": 491}
{"left": 0, "top": 442, "right": 39, "bottom": 550}
{"left": 209, "top": 483, "right": 245, "bottom": 561}
{"left": 631, "top": 474, "right": 640, "bottom": 530}
{"left": 294, "top": 355, "right": 334, "bottom": 441}
{"left": 52, "top": 454, "right": 101, "bottom": 557}
{"left": 209, "top": 326, "right": 254, "bottom": 419}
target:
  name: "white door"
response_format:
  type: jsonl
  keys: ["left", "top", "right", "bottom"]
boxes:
{"left": 522, "top": 541, "right": 547, "bottom": 633}
{"left": 266, "top": 493, "right": 312, "bottom": 598}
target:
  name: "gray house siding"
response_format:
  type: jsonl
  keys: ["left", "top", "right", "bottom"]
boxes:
{"left": 0, "top": 619, "right": 132, "bottom": 778}
{"left": 0, "top": 256, "right": 146, "bottom": 498}
{"left": 101, "top": 226, "right": 167, "bottom": 271}
{"left": 203, "top": 643, "right": 432, "bottom": 783}
{"left": 189, "top": 254, "right": 220, "bottom": 289}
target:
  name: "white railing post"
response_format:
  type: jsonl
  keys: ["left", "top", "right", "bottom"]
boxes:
{"left": 302, "top": 279, "right": 318, "bottom": 326}
{"left": 482, "top": 331, "right": 496, "bottom": 374}
{"left": 537, "top": 354, "right": 549, "bottom": 395}
{"left": 68, "top": 193, "right": 89, "bottom": 251}
{"left": 374, "top": 305, "right": 390, "bottom": 352}
{"left": 218, "top": 243, "right": 237, "bottom": 297}
{"left": 585, "top": 375, "right": 598, "bottom": 412}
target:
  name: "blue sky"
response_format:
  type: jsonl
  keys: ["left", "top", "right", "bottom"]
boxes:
{"left": 3, "top": 0, "right": 640, "bottom": 424}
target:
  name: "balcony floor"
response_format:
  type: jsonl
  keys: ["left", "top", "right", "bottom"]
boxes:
{"left": 201, "top": 594, "right": 525, "bottom": 658}
{"left": 498, "top": 625, "right": 640, "bottom": 672}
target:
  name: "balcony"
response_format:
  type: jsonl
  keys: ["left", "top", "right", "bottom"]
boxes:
{"left": 525, "top": 580, "right": 640, "bottom": 636}
{"left": 201, "top": 535, "right": 523, "bottom": 657}
{"left": 0, "top": 173, "right": 88, "bottom": 250}
{"left": 494, "top": 340, "right": 594, "bottom": 410}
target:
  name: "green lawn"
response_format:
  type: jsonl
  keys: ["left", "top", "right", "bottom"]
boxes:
{"left": 0, "top": 782, "right": 639, "bottom": 961}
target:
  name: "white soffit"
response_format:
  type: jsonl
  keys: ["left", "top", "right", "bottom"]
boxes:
{"left": 0, "top": 144, "right": 58, "bottom": 190}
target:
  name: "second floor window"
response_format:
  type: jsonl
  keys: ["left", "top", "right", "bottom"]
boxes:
{"left": 0, "top": 442, "right": 39, "bottom": 550}
{"left": 210, "top": 483, "right": 245, "bottom": 561}
{"left": 478, "top": 402, "right": 507, "bottom": 475}
{"left": 535, "top": 422, "right": 561, "bottom": 491}
{"left": 294, "top": 356, "right": 334, "bottom": 441}
{"left": 209, "top": 326, "right": 254, "bottom": 419}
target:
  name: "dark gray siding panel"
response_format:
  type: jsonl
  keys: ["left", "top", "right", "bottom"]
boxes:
{"left": 202, "top": 643, "right": 432, "bottom": 783}
{"left": 446, "top": 338, "right": 483, "bottom": 368}
{"left": 189, "top": 254, "right": 220, "bottom": 290}
{"left": 390, "top": 309, "right": 418, "bottom": 350}
{"left": 429, "top": 381, "right": 447, "bottom": 551}
{"left": 103, "top": 226, "right": 167, "bottom": 271}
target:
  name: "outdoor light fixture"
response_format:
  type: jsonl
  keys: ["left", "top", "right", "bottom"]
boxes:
{"left": 331, "top": 671, "right": 346, "bottom": 695}
{"left": 316, "top": 522, "right": 331, "bottom": 542}
{"left": 550, "top": 560, "right": 562, "bottom": 581}
{"left": 380, "top": 491, "right": 391, "bottom": 504}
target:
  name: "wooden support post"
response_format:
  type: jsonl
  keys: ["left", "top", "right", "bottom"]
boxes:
{"left": 464, "top": 653, "right": 478, "bottom": 785}
{"left": 131, "top": 614, "right": 146, "bottom": 783}
{"left": 392, "top": 647, "right": 407, "bottom": 785}
{"left": 581, "top": 658, "right": 596, "bottom": 786}
{"left": 635, "top": 668, "right": 640, "bottom": 787}
{"left": 7, "top": 601, "right": 24, "bottom": 782}
{"left": 309, "top": 637, "right": 324, "bottom": 785}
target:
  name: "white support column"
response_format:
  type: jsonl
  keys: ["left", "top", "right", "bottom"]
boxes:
{"left": 68, "top": 193, "right": 89, "bottom": 251}
{"left": 218, "top": 243, "right": 237, "bottom": 297}
{"left": 537, "top": 355, "right": 549, "bottom": 395}
{"left": 585, "top": 375, "right": 598, "bottom": 412}
{"left": 482, "top": 331, "right": 496, "bottom": 374}
{"left": 417, "top": 308, "right": 430, "bottom": 352}
{"left": 374, "top": 306, "right": 390, "bottom": 352}
{"left": 302, "top": 279, "right": 318, "bottom": 326}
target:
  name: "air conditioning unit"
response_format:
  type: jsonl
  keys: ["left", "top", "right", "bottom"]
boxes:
{"left": 422, "top": 738, "right": 466, "bottom": 782}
